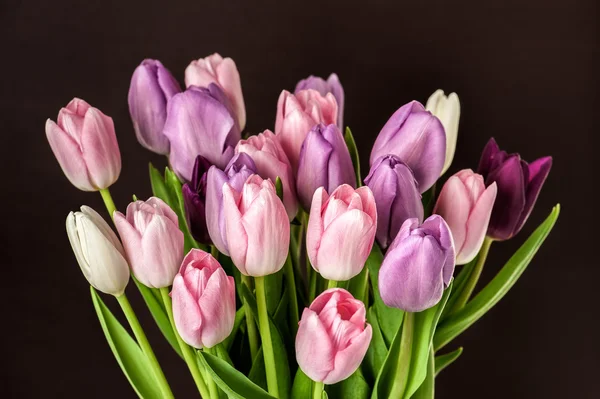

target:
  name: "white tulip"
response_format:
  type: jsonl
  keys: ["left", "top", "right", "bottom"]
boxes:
{"left": 426, "top": 89, "right": 460, "bottom": 175}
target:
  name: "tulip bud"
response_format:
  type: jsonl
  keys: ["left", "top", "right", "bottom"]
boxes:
{"left": 295, "top": 73, "right": 345, "bottom": 129}
{"left": 274, "top": 89, "right": 338, "bottom": 172}
{"left": 426, "top": 89, "right": 460, "bottom": 175}
{"left": 369, "top": 101, "right": 445, "bottom": 193}
{"left": 296, "top": 288, "right": 372, "bottom": 385}
{"left": 364, "top": 155, "right": 424, "bottom": 249}
{"left": 182, "top": 155, "right": 212, "bottom": 244}
{"left": 206, "top": 153, "right": 257, "bottom": 255}
{"left": 128, "top": 59, "right": 181, "bottom": 155}
{"left": 222, "top": 175, "right": 290, "bottom": 276}
{"left": 235, "top": 130, "right": 299, "bottom": 219}
{"left": 114, "top": 197, "right": 184, "bottom": 288}
{"left": 185, "top": 53, "right": 246, "bottom": 130}
{"left": 433, "top": 170, "right": 497, "bottom": 264}
{"left": 66, "top": 206, "right": 129, "bottom": 296}
{"left": 171, "top": 249, "right": 236, "bottom": 349}
{"left": 46, "top": 98, "right": 121, "bottom": 191}
{"left": 379, "top": 215, "right": 455, "bottom": 312}
{"left": 478, "top": 138, "right": 552, "bottom": 241}
{"left": 296, "top": 124, "right": 356, "bottom": 211}
{"left": 163, "top": 85, "right": 240, "bottom": 182}
{"left": 307, "top": 185, "right": 377, "bottom": 281}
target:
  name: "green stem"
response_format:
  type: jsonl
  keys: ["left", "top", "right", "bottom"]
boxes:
{"left": 160, "top": 288, "right": 211, "bottom": 398}
{"left": 116, "top": 294, "right": 174, "bottom": 399}
{"left": 283, "top": 255, "right": 300, "bottom": 335}
{"left": 241, "top": 275, "right": 259, "bottom": 361}
{"left": 309, "top": 269, "right": 317, "bottom": 302}
{"left": 99, "top": 188, "right": 117, "bottom": 220}
{"left": 389, "top": 312, "right": 414, "bottom": 399}
{"left": 327, "top": 279, "right": 337, "bottom": 290}
{"left": 313, "top": 381, "right": 324, "bottom": 399}
{"left": 255, "top": 276, "right": 280, "bottom": 398}
{"left": 361, "top": 269, "right": 370, "bottom": 307}
{"left": 450, "top": 237, "right": 493, "bottom": 313}
{"left": 210, "top": 245, "right": 219, "bottom": 259}
{"left": 205, "top": 348, "right": 220, "bottom": 399}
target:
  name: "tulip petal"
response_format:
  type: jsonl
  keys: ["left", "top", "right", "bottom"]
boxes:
{"left": 199, "top": 271, "right": 236, "bottom": 348}
{"left": 296, "top": 127, "right": 334, "bottom": 210}
{"left": 140, "top": 216, "right": 184, "bottom": 288}
{"left": 514, "top": 156, "right": 553, "bottom": 234}
{"left": 206, "top": 167, "right": 230, "bottom": 254}
{"left": 216, "top": 57, "right": 246, "bottom": 130}
{"left": 296, "top": 309, "right": 335, "bottom": 382}
{"left": 223, "top": 183, "right": 248, "bottom": 275}
{"left": 433, "top": 176, "right": 470, "bottom": 254}
{"left": 172, "top": 274, "right": 204, "bottom": 348}
{"left": 458, "top": 182, "right": 497, "bottom": 264}
{"left": 477, "top": 138, "right": 501, "bottom": 177}
{"left": 81, "top": 108, "right": 121, "bottom": 189}
{"left": 307, "top": 188, "right": 328, "bottom": 269}
{"left": 323, "top": 325, "right": 372, "bottom": 384}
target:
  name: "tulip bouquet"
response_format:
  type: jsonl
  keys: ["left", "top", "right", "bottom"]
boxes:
{"left": 46, "top": 54, "right": 559, "bottom": 399}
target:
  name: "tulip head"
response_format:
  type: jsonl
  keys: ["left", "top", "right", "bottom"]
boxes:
{"left": 296, "top": 288, "right": 372, "bottom": 385}
{"left": 182, "top": 155, "right": 213, "bottom": 244}
{"left": 46, "top": 98, "right": 121, "bottom": 191}
{"left": 295, "top": 73, "right": 345, "bottom": 129}
{"left": 426, "top": 89, "right": 460, "bottom": 175}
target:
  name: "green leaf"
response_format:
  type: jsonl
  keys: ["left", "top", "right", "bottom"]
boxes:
{"left": 291, "top": 368, "right": 313, "bottom": 399}
{"left": 434, "top": 205, "right": 560, "bottom": 350}
{"left": 421, "top": 184, "right": 437, "bottom": 217}
{"left": 265, "top": 269, "right": 284, "bottom": 316}
{"left": 223, "top": 306, "right": 246, "bottom": 351}
{"left": 412, "top": 348, "right": 435, "bottom": 399}
{"left": 348, "top": 266, "right": 369, "bottom": 304}
{"left": 329, "top": 369, "right": 370, "bottom": 399}
{"left": 275, "top": 176, "right": 284, "bottom": 201}
{"left": 440, "top": 256, "right": 477, "bottom": 321}
{"left": 344, "top": 127, "right": 362, "bottom": 186}
{"left": 248, "top": 348, "right": 269, "bottom": 391}
{"left": 363, "top": 307, "right": 387, "bottom": 384}
{"left": 90, "top": 287, "right": 163, "bottom": 399}
{"left": 434, "top": 347, "right": 463, "bottom": 376}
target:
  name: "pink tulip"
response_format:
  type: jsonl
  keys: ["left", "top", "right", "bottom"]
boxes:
{"left": 296, "top": 288, "right": 372, "bottom": 385}
{"left": 274, "top": 89, "right": 338, "bottom": 172}
{"left": 222, "top": 175, "right": 290, "bottom": 276}
{"left": 114, "top": 197, "right": 184, "bottom": 288}
{"left": 46, "top": 98, "right": 121, "bottom": 191}
{"left": 171, "top": 249, "right": 236, "bottom": 348}
{"left": 433, "top": 169, "right": 497, "bottom": 265}
{"left": 184, "top": 53, "right": 246, "bottom": 130}
{"left": 235, "top": 130, "right": 298, "bottom": 220}
{"left": 307, "top": 185, "right": 377, "bottom": 281}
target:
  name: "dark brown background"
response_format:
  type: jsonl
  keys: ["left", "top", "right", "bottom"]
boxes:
{"left": 1, "top": 0, "right": 597, "bottom": 397}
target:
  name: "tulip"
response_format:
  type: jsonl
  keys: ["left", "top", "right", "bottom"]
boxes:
{"left": 206, "top": 153, "right": 257, "bottom": 255}
{"left": 182, "top": 155, "right": 212, "bottom": 244}
{"left": 433, "top": 170, "right": 497, "bottom": 264}
{"left": 66, "top": 206, "right": 129, "bottom": 296}
{"left": 128, "top": 59, "right": 181, "bottom": 155}
{"left": 379, "top": 215, "right": 455, "bottom": 312}
{"left": 46, "top": 98, "right": 121, "bottom": 191}
{"left": 296, "top": 124, "right": 356, "bottom": 211}
{"left": 171, "top": 249, "right": 236, "bottom": 348}
{"left": 295, "top": 73, "right": 345, "bottom": 129}
{"left": 364, "top": 155, "right": 424, "bottom": 249}
{"left": 307, "top": 185, "right": 377, "bottom": 281}
{"left": 478, "top": 138, "right": 552, "bottom": 240}
{"left": 296, "top": 288, "right": 372, "bottom": 384}
{"left": 222, "top": 174, "right": 290, "bottom": 276}
{"left": 369, "top": 101, "right": 445, "bottom": 193}
{"left": 185, "top": 53, "right": 246, "bottom": 130}
{"left": 114, "top": 197, "right": 184, "bottom": 288}
{"left": 274, "top": 89, "right": 338, "bottom": 172}
{"left": 163, "top": 85, "right": 240, "bottom": 182}
{"left": 235, "top": 130, "right": 298, "bottom": 219}
{"left": 426, "top": 89, "right": 460, "bottom": 175}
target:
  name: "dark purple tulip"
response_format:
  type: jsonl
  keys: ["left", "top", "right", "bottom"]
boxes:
{"left": 205, "top": 153, "right": 257, "bottom": 255}
{"left": 369, "top": 101, "right": 446, "bottom": 193}
{"left": 478, "top": 138, "right": 552, "bottom": 241}
{"left": 128, "top": 59, "right": 181, "bottom": 155}
{"left": 182, "top": 155, "right": 212, "bottom": 244}
{"left": 364, "top": 155, "right": 424, "bottom": 249}
{"left": 295, "top": 73, "right": 345, "bottom": 129}
{"left": 296, "top": 124, "right": 356, "bottom": 211}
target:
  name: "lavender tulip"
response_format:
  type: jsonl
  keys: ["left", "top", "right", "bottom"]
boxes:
{"left": 295, "top": 73, "right": 345, "bottom": 129}
{"left": 182, "top": 155, "right": 212, "bottom": 244}
{"left": 478, "top": 138, "right": 552, "bottom": 240}
{"left": 364, "top": 155, "right": 424, "bottom": 249}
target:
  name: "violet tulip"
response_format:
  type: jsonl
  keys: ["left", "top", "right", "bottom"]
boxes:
{"left": 46, "top": 98, "right": 121, "bottom": 191}
{"left": 182, "top": 155, "right": 212, "bottom": 244}
{"left": 478, "top": 138, "right": 552, "bottom": 240}
{"left": 171, "top": 249, "right": 236, "bottom": 349}
{"left": 296, "top": 288, "right": 372, "bottom": 385}
{"left": 114, "top": 197, "right": 184, "bottom": 288}
{"left": 369, "top": 101, "right": 446, "bottom": 193}
{"left": 296, "top": 124, "right": 356, "bottom": 211}
{"left": 364, "top": 155, "right": 424, "bottom": 249}
{"left": 128, "top": 59, "right": 181, "bottom": 155}
{"left": 307, "top": 185, "right": 377, "bottom": 281}
{"left": 235, "top": 130, "right": 298, "bottom": 220}
{"left": 223, "top": 174, "right": 290, "bottom": 276}
{"left": 295, "top": 73, "right": 345, "bottom": 129}
{"left": 379, "top": 215, "right": 455, "bottom": 312}
{"left": 426, "top": 89, "right": 460, "bottom": 175}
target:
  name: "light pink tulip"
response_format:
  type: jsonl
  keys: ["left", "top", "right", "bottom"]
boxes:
{"left": 296, "top": 288, "right": 372, "bottom": 385}
{"left": 46, "top": 98, "right": 121, "bottom": 191}
{"left": 184, "top": 53, "right": 246, "bottom": 130}
{"left": 223, "top": 175, "right": 290, "bottom": 276}
{"left": 433, "top": 169, "right": 498, "bottom": 265}
{"left": 307, "top": 185, "right": 377, "bottom": 281}
{"left": 274, "top": 89, "right": 338, "bottom": 172}
{"left": 235, "top": 130, "right": 298, "bottom": 220}
{"left": 114, "top": 197, "right": 184, "bottom": 288}
{"left": 171, "top": 249, "right": 236, "bottom": 348}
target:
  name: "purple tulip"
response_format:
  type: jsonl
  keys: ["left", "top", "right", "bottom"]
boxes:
{"left": 379, "top": 215, "right": 455, "bottom": 312}
{"left": 128, "top": 59, "right": 181, "bottom": 155}
{"left": 364, "top": 155, "right": 424, "bottom": 249}
{"left": 205, "top": 153, "right": 257, "bottom": 255}
{"left": 369, "top": 101, "right": 446, "bottom": 193}
{"left": 295, "top": 73, "right": 345, "bottom": 129}
{"left": 182, "top": 155, "right": 212, "bottom": 244}
{"left": 296, "top": 124, "right": 356, "bottom": 211}
{"left": 478, "top": 138, "right": 552, "bottom": 241}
